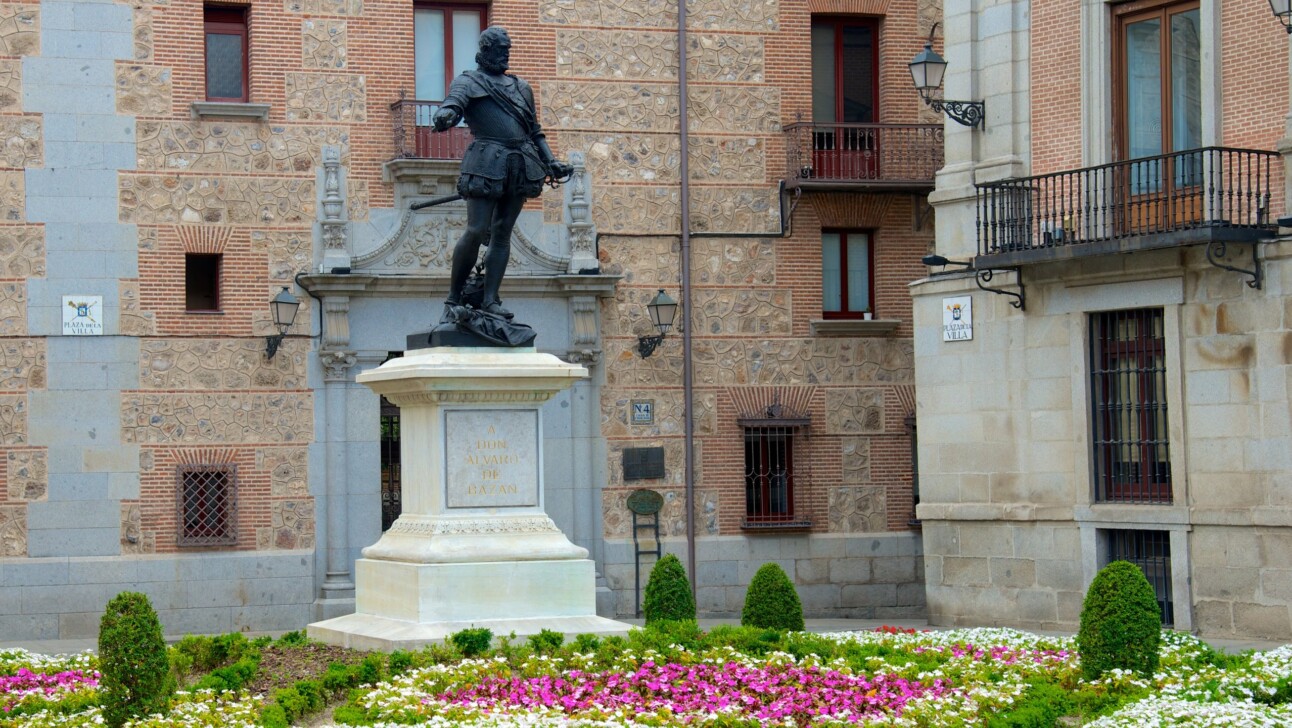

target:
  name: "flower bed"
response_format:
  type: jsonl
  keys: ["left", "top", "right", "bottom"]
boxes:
{"left": 1, "top": 627, "right": 1290, "bottom": 726}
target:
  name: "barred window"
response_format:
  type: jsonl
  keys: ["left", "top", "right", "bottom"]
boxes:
{"left": 1090, "top": 308, "right": 1171, "bottom": 504}
{"left": 176, "top": 465, "right": 237, "bottom": 547}
{"left": 1105, "top": 529, "right": 1174, "bottom": 627}
{"left": 740, "top": 406, "right": 812, "bottom": 529}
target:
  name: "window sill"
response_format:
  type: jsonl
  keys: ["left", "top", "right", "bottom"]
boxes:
{"left": 191, "top": 101, "right": 271, "bottom": 120}
{"left": 741, "top": 519, "right": 812, "bottom": 532}
{"left": 810, "top": 319, "right": 900, "bottom": 337}
{"left": 184, "top": 310, "right": 224, "bottom": 315}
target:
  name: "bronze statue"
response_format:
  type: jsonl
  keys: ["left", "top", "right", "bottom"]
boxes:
{"left": 428, "top": 26, "right": 573, "bottom": 346}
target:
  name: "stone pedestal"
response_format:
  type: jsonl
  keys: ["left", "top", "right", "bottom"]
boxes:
{"left": 308, "top": 347, "right": 630, "bottom": 650}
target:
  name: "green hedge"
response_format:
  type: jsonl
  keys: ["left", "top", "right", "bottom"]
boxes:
{"left": 740, "top": 563, "right": 804, "bottom": 631}
{"left": 1077, "top": 560, "right": 1161, "bottom": 680}
{"left": 642, "top": 554, "right": 695, "bottom": 625}
{"left": 98, "top": 592, "right": 174, "bottom": 728}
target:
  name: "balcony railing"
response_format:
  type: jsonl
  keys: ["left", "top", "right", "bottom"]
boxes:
{"left": 391, "top": 98, "right": 472, "bottom": 160}
{"left": 977, "top": 147, "right": 1277, "bottom": 266}
{"left": 784, "top": 122, "right": 944, "bottom": 190}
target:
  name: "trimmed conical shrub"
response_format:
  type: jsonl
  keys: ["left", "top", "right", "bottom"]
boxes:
{"left": 1077, "top": 560, "right": 1161, "bottom": 680}
{"left": 741, "top": 562, "right": 804, "bottom": 631}
{"left": 98, "top": 591, "right": 174, "bottom": 727}
{"left": 642, "top": 553, "right": 696, "bottom": 625}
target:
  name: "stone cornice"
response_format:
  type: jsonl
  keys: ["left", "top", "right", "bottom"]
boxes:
{"left": 299, "top": 273, "right": 620, "bottom": 299}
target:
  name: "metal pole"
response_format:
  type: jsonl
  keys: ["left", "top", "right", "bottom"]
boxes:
{"left": 676, "top": 0, "right": 696, "bottom": 601}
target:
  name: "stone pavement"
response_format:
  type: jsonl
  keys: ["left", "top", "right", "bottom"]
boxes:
{"left": 2, "top": 617, "right": 1284, "bottom": 656}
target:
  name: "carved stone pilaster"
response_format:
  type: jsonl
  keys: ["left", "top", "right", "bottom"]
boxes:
{"left": 565, "top": 151, "right": 598, "bottom": 274}
{"left": 321, "top": 295, "right": 351, "bottom": 349}
{"left": 569, "top": 294, "right": 599, "bottom": 352}
{"left": 319, "top": 145, "right": 351, "bottom": 272}
{"left": 319, "top": 350, "right": 357, "bottom": 382}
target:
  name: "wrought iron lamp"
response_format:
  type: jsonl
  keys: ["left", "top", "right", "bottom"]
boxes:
{"left": 909, "top": 23, "right": 985, "bottom": 129}
{"left": 637, "top": 289, "right": 678, "bottom": 358}
{"left": 921, "top": 254, "right": 1025, "bottom": 310}
{"left": 1271, "top": 0, "right": 1292, "bottom": 32}
{"left": 265, "top": 286, "right": 301, "bottom": 360}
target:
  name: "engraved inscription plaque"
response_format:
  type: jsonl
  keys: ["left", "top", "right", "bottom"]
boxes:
{"left": 445, "top": 409, "right": 539, "bottom": 508}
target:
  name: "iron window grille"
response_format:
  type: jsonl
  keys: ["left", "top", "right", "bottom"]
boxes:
{"left": 1105, "top": 528, "right": 1174, "bottom": 627}
{"left": 380, "top": 396, "right": 402, "bottom": 531}
{"left": 176, "top": 464, "right": 237, "bottom": 547}
{"left": 739, "top": 405, "right": 812, "bottom": 529}
{"left": 1090, "top": 308, "right": 1172, "bottom": 504}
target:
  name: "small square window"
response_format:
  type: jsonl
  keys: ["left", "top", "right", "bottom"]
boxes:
{"left": 205, "top": 6, "right": 248, "bottom": 102}
{"left": 185, "top": 254, "right": 221, "bottom": 311}
{"left": 176, "top": 465, "right": 237, "bottom": 547}
{"left": 1104, "top": 529, "right": 1174, "bottom": 627}
{"left": 822, "top": 230, "right": 873, "bottom": 318}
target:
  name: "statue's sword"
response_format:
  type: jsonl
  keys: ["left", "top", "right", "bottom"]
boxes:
{"left": 409, "top": 193, "right": 461, "bottom": 210}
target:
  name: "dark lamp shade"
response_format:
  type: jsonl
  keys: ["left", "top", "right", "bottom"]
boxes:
{"left": 909, "top": 43, "right": 948, "bottom": 92}
{"left": 270, "top": 287, "right": 301, "bottom": 331}
{"left": 1272, "top": 0, "right": 1292, "bottom": 19}
{"left": 646, "top": 289, "right": 678, "bottom": 335}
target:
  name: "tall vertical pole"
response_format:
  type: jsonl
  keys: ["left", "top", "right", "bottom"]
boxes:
{"left": 676, "top": 0, "right": 696, "bottom": 598}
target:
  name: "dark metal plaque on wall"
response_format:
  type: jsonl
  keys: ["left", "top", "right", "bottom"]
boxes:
{"left": 622, "top": 447, "right": 665, "bottom": 481}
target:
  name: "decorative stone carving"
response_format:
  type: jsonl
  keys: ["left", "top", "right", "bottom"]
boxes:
{"left": 601, "top": 486, "right": 718, "bottom": 539}
{"left": 121, "top": 392, "right": 314, "bottom": 444}
{"left": 120, "top": 503, "right": 155, "bottom": 554}
{"left": 259, "top": 500, "right": 315, "bottom": 549}
{"left": 136, "top": 122, "right": 349, "bottom": 174}
{"left": 6, "top": 449, "right": 46, "bottom": 501}
{"left": 0, "top": 227, "right": 44, "bottom": 277}
{"left": 604, "top": 338, "right": 914, "bottom": 388}
{"left": 0, "top": 505, "right": 26, "bottom": 557}
{"left": 0, "top": 116, "right": 40, "bottom": 168}
{"left": 564, "top": 150, "right": 597, "bottom": 273}
{"left": 140, "top": 339, "right": 307, "bottom": 389}
{"left": 543, "top": 83, "right": 778, "bottom": 134}
{"left": 0, "top": 6, "right": 38, "bottom": 57}
{"left": 827, "top": 486, "right": 886, "bottom": 532}
{"left": 555, "top": 30, "right": 764, "bottom": 83}
{"left": 826, "top": 389, "right": 885, "bottom": 434}
{"left": 356, "top": 207, "right": 569, "bottom": 275}
{"left": 119, "top": 175, "right": 315, "bottom": 225}
{"left": 118, "top": 280, "right": 156, "bottom": 337}
{"left": 539, "top": 0, "right": 673, "bottom": 28}
{"left": 251, "top": 231, "right": 312, "bottom": 281}
{"left": 284, "top": 0, "right": 362, "bottom": 15}
{"left": 302, "top": 19, "right": 347, "bottom": 69}
{"left": 569, "top": 295, "right": 599, "bottom": 350}
{"left": 387, "top": 515, "right": 563, "bottom": 536}
{"left": 116, "top": 63, "right": 172, "bottom": 116}
{"left": 285, "top": 73, "right": 366, "bottom": 122}
{"left": 0, "top": 339, "right": 45, "bottom": 390}
{"left": 0, "top": 59, "right": 20, "bottom": 113}
{"left": 689, "top": 0, "right": 779, "bottom": 31}
{"left": 841, "top": 437, "right": 871, "bottom": 483}
{"left": 319, "top": 350, "right": 356, "bottom": 381}
{"left": 319, "top": 145, "right": 351, "bottom": 271}
{"left": 0, "top": 280, "right": 25, "bottom": 337}
{"left": 601, "top": 389, "right": 717, "bottom": 438}
{"left": 258, "top": 447, "right": 309, "bottom": 496}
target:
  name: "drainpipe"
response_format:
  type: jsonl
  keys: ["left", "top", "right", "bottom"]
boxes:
{"left": 677, "top": 0, "right": 696, "bottom": 600}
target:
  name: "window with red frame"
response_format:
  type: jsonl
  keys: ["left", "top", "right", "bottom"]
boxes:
{"left": 822, "top": 230, "right": 873, "bottom": 318}
{"left": 204, "top": 6, "right": 248, "bottom": 102}
{"left": 411, "top": 4, "right": 485, "bottom": 156}
{"left": 1090, "top": 308, "right": 1172, "bottom": 504}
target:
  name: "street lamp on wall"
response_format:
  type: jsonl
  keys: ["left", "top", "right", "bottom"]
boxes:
{"left": 1271, "top": 0, "right": 1292, "bottom": 32}
{"left": 909, "top": 23, "right": 985, "bottom": 129}
{"left": 265, "top": 286, "right": 301, "bottom": 360}
{"left": 637, "top": 289, "right": 678, "bottom": 359}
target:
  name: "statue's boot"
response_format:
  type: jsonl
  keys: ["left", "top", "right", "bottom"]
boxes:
{"left": 481, "top": 263, "right": 515, "bottom": 320}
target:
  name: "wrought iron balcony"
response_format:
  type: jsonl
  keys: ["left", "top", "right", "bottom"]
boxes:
{"left": 976, "top": 147, "right": 1278, "bottom": 268}
{"left": 390, "top": 98, "right": 472, "bottom": 160}
{"left": 784, "top": 122, "right": 944, "bottom": 191}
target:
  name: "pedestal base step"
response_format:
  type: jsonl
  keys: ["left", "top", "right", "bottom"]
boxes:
{"left": 307, "top": 613, "right": 633, "bottom": 652}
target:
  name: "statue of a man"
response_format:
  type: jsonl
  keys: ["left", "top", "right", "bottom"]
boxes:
{"left": 432, "top": 26, "right": 573, "bottom": 326}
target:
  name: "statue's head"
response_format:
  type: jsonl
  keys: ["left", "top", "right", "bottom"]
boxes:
{"left": 477, "top": 26, "right": 511, "bottom": 75}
